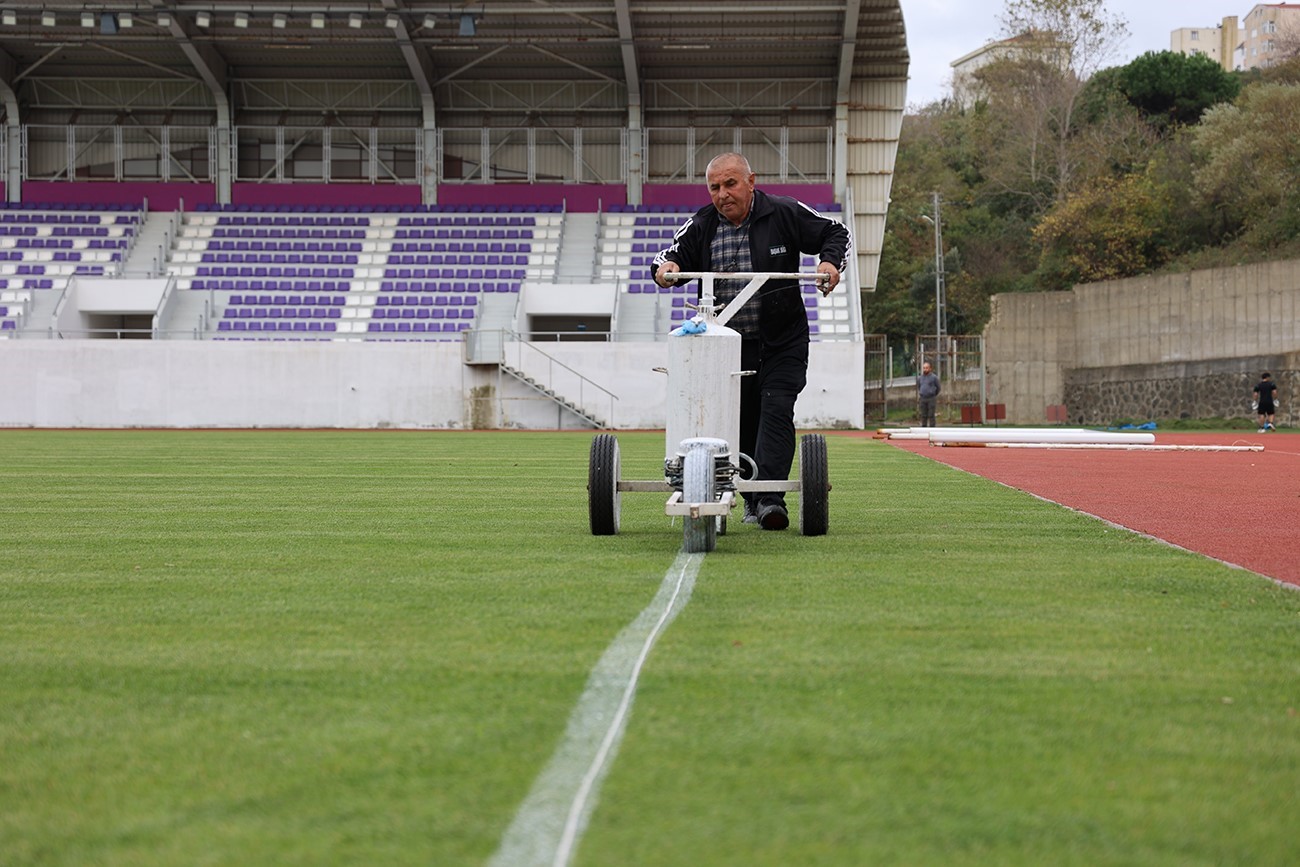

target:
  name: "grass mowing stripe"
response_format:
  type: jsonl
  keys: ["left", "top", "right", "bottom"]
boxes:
{"left": 2, "top": 431, "right": 1298, "bottom": 866}
{"left": 2, "top": 430, "right": 670, "bottom": 867}
{"left": 490, "top": 551, "right": 703, "bottom": 867}
{"left": 577, "top": 436, "right": 1300, "bottom": 867}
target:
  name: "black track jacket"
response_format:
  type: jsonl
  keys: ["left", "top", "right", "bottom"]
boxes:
{"left": 650, "top": 189, "right": 853, "bottom": 350}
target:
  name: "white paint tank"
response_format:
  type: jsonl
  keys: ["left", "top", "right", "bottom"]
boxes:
{"left": 664, "top": 320, "right": 743, "bottom": 466}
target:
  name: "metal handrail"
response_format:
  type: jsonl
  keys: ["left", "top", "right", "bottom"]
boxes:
{"left": 497, "top": 328, "right": 618, "bottom": 427}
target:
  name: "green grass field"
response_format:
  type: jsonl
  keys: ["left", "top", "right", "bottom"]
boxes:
{"left": 3, "top": 430, "right": 1298, "bottom": 866}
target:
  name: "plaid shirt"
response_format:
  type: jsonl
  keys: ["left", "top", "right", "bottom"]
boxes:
{"left": 710, "top": 213, "right": 760, "bottom": 339}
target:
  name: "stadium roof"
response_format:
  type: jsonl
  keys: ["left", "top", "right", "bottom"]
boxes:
{"left": 0, "top": 1, "right": 910, "bottom": 121}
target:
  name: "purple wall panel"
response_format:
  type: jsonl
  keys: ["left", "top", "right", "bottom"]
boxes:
{"left": 436, "top": 183, "right": 622, "bottom": 211}
{"left": 642, "top": 183, "right": 835, "bottom": 210}
{"left": 232, "top": 183, "right": 421, "bottom": 208}
{"left": 20, "top": 182, "right": 216, "bottom": 211}
{"left": 8, "top": 181, "right": 835, "bottom": 213}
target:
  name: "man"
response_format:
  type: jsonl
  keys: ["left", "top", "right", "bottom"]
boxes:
{"left": 652, "top": 152, "right": 852, "bottom": 531}
{"left": 917, "top": 361, "right": 940, "bottom": 427}
{"left": 1253, "top": 371, "right": 1279, "bottom": 432}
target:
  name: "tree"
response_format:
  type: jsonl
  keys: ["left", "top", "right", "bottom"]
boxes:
{"left": 1192, "top": 83, "right": 1300, "bottom": 246}
{"left": 865, "top": 220, "right": 933, "bottom": 349}
{"left": 974, "top": 0, "right": 1129, "bottom": 210}
{"left": 1031, "top": 172, "right": 1172, "bottom": 288}
{"left": 999, "top": 0, "right": 1126, "bottom": 81}
{"left": 1144, "top": 128, "right": 1232, "bottom": 253}
{"left": 1113, "top": 51, "right": 1240, "bottom": 131}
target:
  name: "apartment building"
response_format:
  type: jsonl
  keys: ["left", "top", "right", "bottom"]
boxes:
{"left": 1239, "top": 2, "right": 1300, "bottom": 69}
{"left": 1171, "top": 17, "right": 1239, "bottom": 70}
{"left": 949, "top": 31, "right": 1067, "bottom": 108}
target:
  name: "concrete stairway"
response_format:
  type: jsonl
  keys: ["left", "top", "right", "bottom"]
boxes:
{"left": 554, "top": 213, "right": 599, "bottom": 282}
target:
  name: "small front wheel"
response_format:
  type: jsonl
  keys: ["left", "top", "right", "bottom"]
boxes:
{"left": 682, "top": 444, "right": 717, "bottom": 553}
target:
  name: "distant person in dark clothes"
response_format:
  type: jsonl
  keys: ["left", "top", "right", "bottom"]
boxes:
{"left": 651, "top": 151, "right": 852, "bottom": 531}
{"left": 917, "top": 360, "right": 940, "bottom": 427}
{"left": 1253, "top": 371, "right": 1279, "bottom": 432}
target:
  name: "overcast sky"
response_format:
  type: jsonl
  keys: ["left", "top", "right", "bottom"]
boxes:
{"left": 900, "top": 0, "right": 1243, "bottom": 108}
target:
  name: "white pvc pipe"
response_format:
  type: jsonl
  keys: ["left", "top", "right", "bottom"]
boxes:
{"left": 929, "top": 430, "right": 1156, "bottom": 445}
{"left": 879, "top": 426, "right": 1087, "bottom": 440}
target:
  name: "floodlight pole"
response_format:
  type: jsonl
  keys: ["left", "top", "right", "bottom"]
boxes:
{"left": 931, "top": 191, "right": 945, "bottom": 381}
{"left": 920, "top": 191, "right": 946, "bottom": 382}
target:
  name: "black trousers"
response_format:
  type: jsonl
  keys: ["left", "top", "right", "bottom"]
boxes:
{"left": 739, "top": 338, "right": 808, "bottom": 508}
{"left": 919, "top": 396, "right": 937, "bottom": 427}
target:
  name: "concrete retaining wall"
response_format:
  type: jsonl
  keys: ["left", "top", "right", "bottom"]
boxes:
{"left": 985, "top": 259, "right": 1300, "bottom": 424}
{"left": 0, "top": 339, "right": 865, "bottom": 430}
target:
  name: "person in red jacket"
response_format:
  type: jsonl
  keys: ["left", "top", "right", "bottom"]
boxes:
{"left": 652, "top": 152, "right": 852, "bottom": 530}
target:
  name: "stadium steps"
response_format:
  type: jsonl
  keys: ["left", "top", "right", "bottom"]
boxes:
{"left": 614, "top": 290, "right": 664, "bottom": 341}
{"left": 120, "top": 211, "right": 172, "bottom": 277}
{"left": 553, "top": 213, "right": 600, "bottom": 282}
{"left": 164, "top": 288, "right": 213, "bottom": 338}
{"left": 498, "top": 360, "right": 607, "bottom": 429}
{"left": 8, "top": 284, "right": 61, "bottom": 335}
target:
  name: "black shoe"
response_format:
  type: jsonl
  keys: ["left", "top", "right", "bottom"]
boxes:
{"left": 742, "top": 499, "right": 759, "bottom": 524}
{"left": 758, "top": 502, "right": 789, "bottom": 531}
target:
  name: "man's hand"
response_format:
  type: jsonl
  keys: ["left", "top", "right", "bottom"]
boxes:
{"left": 655, "top": 261, "right": 682, "bottom": 288}
{"left": 816, "top": 261, "right": 840, "bottom": 296}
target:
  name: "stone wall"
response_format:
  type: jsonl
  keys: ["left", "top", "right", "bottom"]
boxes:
{"left": 1064, "top": 354, "right": 1298, "bottom": 426}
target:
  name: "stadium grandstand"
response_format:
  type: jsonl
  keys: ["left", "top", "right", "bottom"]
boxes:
{"left": 0, "top": 1, "right": 908, "bottom": 430}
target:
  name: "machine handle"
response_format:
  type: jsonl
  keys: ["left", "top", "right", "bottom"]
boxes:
{"left": 664, "top": 272, "right": 832, "bottom": 328}
{"left": 666, "top": 271, "right": 828, "bottom": 283}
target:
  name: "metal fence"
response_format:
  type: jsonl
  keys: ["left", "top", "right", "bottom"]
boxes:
{"left": 8, "top": 122, "right": 834, "bottom": 186}
{"left": 863, "top": 333, "right": 888, "bottom": 423}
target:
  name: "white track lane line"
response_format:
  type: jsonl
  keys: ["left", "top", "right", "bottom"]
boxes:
{"left": 488, "top": 551, "right": 703, "bottom": 867}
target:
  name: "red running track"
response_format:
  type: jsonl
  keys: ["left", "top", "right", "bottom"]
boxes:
{"left": 872, "top": 432, "right": 1300, "bottom": 588}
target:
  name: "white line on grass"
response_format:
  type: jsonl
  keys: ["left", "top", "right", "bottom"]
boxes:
{"left": 488, "top": 551, "right": 703, "bottom": 867}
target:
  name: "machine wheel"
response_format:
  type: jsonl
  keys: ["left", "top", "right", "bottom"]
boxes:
{"left": 799, "top": 433, "right": 829, "bottom": 536}
{"left": 588, "top": 434, "right": 621, "bottom": 535}
{"left": 682, "top": 444, "right": 717, "bottom": 553}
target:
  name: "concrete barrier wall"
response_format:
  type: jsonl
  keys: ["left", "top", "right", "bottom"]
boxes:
{"left": 0, "top": 339, "right": 864, "bottom": 430}
{"left": 985, "top": 259, "right": 1300, "bottom": 424}
{"left": 984, "top": 291, "right": 1077, "bottom": 424}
